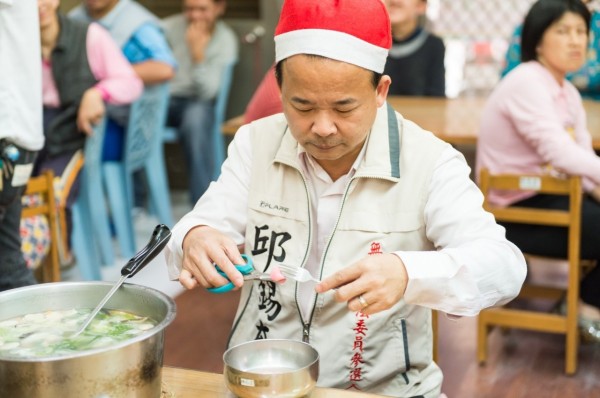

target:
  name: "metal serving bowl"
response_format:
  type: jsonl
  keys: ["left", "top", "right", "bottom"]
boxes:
{"left": 0, "top": 282, "right": 176, "bottom": 398}
{"left": 223, "top": 339, "right": 320, "bottom": 398}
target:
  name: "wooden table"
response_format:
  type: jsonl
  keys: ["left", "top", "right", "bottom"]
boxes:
{"left": 222, "top": 96, "right": 600, "bottom": 150}
{"left": 161, "top": 367, "right": 383, "bottom": 397}
{"left": 387, "top": 96, "right": 600, "bottom": 149}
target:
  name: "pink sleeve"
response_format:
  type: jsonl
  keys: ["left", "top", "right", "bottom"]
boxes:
{"left": 86, "top": 23, "right": 143, "bottom": 105}
{"left": 502, "top": 68, "right": 600, "bottom": 189}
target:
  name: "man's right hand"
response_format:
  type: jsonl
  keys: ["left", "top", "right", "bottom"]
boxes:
{"left": 185, "top": 21, "right": 212, "bottom": 63}
{"left": 179, "top": 226, "right": 246, "bottom": 290}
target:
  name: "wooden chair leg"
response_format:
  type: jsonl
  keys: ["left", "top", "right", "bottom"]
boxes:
{"left": 565, "top": 330, "right": 578, "bottom": 375}
{"left": 565, "top": 289, "right": 579, "bottom": 374}
{"left": 477, "top": 313, "right": 488, "bottom": 365}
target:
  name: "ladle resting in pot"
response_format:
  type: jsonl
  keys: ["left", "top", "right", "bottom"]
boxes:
{"left": 71, "top": 224, "right": 171, "bottom": 337}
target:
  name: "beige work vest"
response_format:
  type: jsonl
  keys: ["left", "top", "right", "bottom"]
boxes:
{"left": 228, "top": 103, "right": 449, "bottom": 397}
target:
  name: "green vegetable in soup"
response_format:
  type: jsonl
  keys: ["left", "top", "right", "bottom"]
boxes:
{"left": 0, "top": 308, "right": 156, "bottom": 359}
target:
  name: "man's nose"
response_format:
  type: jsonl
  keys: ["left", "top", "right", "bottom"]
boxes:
{"left": 311, "top": 112, "right": 337, "bottom": 136}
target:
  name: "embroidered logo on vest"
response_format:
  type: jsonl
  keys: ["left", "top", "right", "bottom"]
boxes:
{"left": 368, "top": 242, "right": 383, "bottom": 255}
{"left": 260, "top": 201, "right": 289, "bottom": 213}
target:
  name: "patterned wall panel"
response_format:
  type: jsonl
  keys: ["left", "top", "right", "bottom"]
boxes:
{"left": 427, "top": 0, "right": 537, "bottom": 97}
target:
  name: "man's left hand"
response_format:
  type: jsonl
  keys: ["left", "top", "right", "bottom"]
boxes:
{"left": 315, "top": 253, "right": 408, "bottom": 315}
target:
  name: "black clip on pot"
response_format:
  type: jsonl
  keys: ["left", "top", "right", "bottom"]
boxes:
{"left": 71, "top": 224, "right": 172, "bottom": 337}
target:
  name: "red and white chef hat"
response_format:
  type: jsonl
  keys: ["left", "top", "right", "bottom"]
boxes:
{"left": 274, "top": 0, "right": 392, "bottom": 73}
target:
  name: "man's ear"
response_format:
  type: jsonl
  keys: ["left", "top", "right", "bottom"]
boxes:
{"left": 376, "top": 75, "right": 391, "bottom": 107}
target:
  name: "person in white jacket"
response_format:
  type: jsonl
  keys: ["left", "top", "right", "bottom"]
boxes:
{"left": 165, "top": 0, "right": 527, "bottom": 396}
{"left": 0, "top": 0, "right": 44, "bottom": 291}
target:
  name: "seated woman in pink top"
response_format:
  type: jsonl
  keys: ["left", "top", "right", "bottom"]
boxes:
{"left": 35, "top": 0, "right": 142, "bottom": 254}
{"left": 476, "top": 0, "right": 600, "bottom": 340}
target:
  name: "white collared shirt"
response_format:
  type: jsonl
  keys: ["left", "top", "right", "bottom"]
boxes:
{"left": 295, "top": 141, "right": 367, "bottom": 318}
{"left": 167, "top": 123, "right": 526, "bottom": 317}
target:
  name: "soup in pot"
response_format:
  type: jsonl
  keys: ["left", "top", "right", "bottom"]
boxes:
{"left": 0, "top": 308, "right": 156, "bottom": 359}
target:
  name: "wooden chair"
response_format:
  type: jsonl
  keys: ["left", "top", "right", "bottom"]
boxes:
{"left": 54, "top": 149, "right": 84, "bottom": 267}
{"left": 476, "top": 168, "right": 582, "bottom": 374}
{"left": 22, "top": 170, "right": 61, "bottom": 283}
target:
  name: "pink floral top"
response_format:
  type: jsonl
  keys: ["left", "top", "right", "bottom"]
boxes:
{"left": 476, "top": 61, "right": 600, "bottom": 206}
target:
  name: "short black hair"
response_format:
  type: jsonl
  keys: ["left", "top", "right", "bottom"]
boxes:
{"left": 521, "top": 0, "right": 591, "bottom": 62}
{"left": 274, "top": 56, "right": 383, "bottom": 89}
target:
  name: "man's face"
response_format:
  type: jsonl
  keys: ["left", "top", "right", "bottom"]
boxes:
{"left": 280, "top": 55, "right": 390, "bottom": 180}
{"left": 183, "top": 0, "right": 224, "bottom": 26}
{"left": 84, "top": 0, "right": 119, "bottom": 18}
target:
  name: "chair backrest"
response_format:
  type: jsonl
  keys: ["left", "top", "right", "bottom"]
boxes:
{"left": 74, "top": 116, "right": 114, "bottom": 269}
{"left": 125, "top": 83, "right": 170, "bottom": 172}
{"left": 83, "top": 117, "right": 106, "bottom": 178}
{"left": 78, "top": 114, "right": 106, "bottom": 212}
{"left": 479, "top": 168, "right": 581, "bottom": 234}
{"left": 479, "top": 167, "right": 582, "bottom": 274}
{"left": 22, "top": 170, "right": 60, "bottom": 283}
{"left": 79, "top": 116, "right": 106, "bottom": 205}
{"left": 211, "top": 61, "right": 237, "bottom": 179}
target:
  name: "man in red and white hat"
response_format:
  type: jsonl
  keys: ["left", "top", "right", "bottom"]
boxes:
{"left": 166, "top": 0, "right": 526, "bottom": 396}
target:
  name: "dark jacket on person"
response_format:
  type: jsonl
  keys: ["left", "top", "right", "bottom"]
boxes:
{"left": 384, "top": 28, "right": 446, "bottom": 97}
{"left": 45, "top": 14, "right": 98, "bottom": 157}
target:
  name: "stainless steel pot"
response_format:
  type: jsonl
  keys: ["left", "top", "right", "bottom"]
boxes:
{"left": 0, "top": 281, "right": 176, "bottom": 398}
